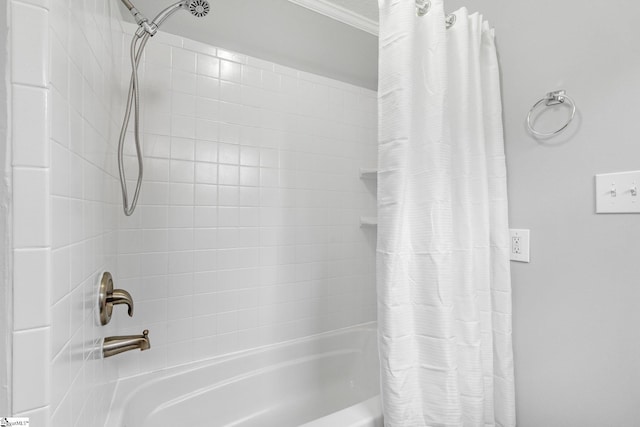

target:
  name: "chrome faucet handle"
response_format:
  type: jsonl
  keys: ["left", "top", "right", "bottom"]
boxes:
{"left": 98, "top": 272, "right": 135, "bottom": 325}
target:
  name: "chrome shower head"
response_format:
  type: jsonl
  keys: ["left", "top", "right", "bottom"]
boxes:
{"left": 186, "top": 0, "right": 210, "bottom": 17}
{"left": 146, "top": 0, "right": 211, "bottom": 31}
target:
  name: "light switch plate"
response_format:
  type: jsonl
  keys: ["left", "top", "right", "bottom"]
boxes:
{"left": 596, "top": 171, "right": 640, "bottom": 213}
{"left": 510, "top": 229, "right": 530, "bottom": 263}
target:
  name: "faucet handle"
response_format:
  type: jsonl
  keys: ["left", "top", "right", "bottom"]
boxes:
{"left": 108, "top": 288, "right": 134, "bottom": 317}
{"left": 98, "top": 272, "right": 135, "bottom": 325}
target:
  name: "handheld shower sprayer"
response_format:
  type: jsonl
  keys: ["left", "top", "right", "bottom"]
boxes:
{"left": 117, "top": 0, "right": 210, "bottom": 216}
{"left": 120, "top": 0, "right": 210, "bottom": 35}
{"left": 149, "top": 0, "right": 211, "bottom": 31}
{"left": 187, "top": 0, "right": 210, "bottom": 17}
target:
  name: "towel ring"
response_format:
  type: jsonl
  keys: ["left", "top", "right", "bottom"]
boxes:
{"left": 527, "top": 90, "right": 576, "bottom": 137}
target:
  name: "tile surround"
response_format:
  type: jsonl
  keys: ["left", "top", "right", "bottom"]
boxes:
{"left": 12, "top": 327, "right": 50, "bottom": 413}
{"left": 114, "top": 25, "right": 377, "bottom": 377}
{"left": 12, "top": 168, "right": 50, "bottom": 248}
{"left": 12, "top": 85, "right": 49, "bottom": 167}
{"left": 13, "top": 248, "right": 51, "bottom": 331}
{"left": 8, "top": 2, "right": 376, "bottom": 426}
{"left": 10, "top": 0, "right": 121, "bottom": 424}
{"left": 10, "top": 1, "right": 48, "bottom": 87}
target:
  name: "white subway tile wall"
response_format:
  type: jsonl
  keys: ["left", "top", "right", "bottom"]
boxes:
{"left": 114, "top": 25, "right": 377, "bottom": 375}
{"left": 48, "top": 0, "right": 124, "bottom": 423}
{"left": 10, "top": 0, "right": 123, "bottom": 425}
{"left": 9, "top": 0, "right": 50, "bottom": 422}
{"left": 9, "top": 1, "right": 376, "bottom": 425}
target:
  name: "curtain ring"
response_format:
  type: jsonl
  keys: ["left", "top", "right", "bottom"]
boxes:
{"left": 416, "top": 0, "right": 431, "bottom": 16}
{"left": 445, "top": 14, "right": 457, "bottom": 28}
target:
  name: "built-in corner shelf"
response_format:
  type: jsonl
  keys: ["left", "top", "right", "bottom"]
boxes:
{"left": 359, "top": 168, "right": 378, "bottom": 180}
{"left": 360, "top": 169, "right": 378, "bottom": 229}
{"left": 360, "top": 216, "right": 378, "bottom": 227}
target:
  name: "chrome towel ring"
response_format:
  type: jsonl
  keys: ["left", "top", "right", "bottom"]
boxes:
{"left": 527, "top": 90, "right": 576, "bottom": 137}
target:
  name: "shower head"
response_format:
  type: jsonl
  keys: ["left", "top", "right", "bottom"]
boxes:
{"left": 186, "top": 0, "right": 210, "bottom": 17}
{"left": 146, "top": 0, "right": 211, "bottom": 31}
{"left": 122, "top": 0, "right": 211, "bottom": 35}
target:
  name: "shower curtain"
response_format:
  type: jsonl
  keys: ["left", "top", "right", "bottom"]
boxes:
{"left": 377, "top": 1, "right": 516, "bottom": 426}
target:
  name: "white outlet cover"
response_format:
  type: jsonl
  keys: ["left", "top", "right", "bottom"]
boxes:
{"left": 509, "top": 229, "right": 530, "bottom": 263}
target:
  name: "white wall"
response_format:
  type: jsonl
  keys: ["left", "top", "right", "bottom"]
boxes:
{"left": 118, "top": 0, "right": 379, "bottom": 90}
{"left": 114, "top": 24, "right": 378, "bottom": 376}
{"left": 444, "top": 0, "right": 640, "bottom": 425}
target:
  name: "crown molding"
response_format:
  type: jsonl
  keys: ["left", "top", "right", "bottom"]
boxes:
{"left": 288, "top": 0, "right": 379, "bottom": 36}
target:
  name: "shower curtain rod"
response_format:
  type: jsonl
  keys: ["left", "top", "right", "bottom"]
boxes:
{"left": 416, "top": 0, "right": 458, "bottom": 28}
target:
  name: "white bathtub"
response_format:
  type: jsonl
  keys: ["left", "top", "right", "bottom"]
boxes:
{"left": 105, "top": 323, "right": 382, "bottom": 427}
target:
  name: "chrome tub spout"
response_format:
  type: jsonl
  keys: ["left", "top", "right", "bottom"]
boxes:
{"left": 103, "top": 329, "right": 150, "bottom": 358}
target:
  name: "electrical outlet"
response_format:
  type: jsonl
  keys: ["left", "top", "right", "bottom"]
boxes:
{"left": 512, "top": 236, "right": 521, "bottom": 254}
{"left": 509, "top": 229, "right": 530, "bottom": 262}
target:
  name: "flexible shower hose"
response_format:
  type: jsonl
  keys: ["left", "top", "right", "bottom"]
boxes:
{"left": 117, "top": 1, "right": 209, "bottom": 216}
{"left": 117, "top": 31, "right": 150, "bottom": 216}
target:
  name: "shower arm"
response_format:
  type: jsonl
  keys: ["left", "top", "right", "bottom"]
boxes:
{"left": 121, "top": 0, "right": 189, "bottom": 37}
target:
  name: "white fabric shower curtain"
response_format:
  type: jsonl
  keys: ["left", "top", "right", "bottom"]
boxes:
{"left": 377, "top": 1, "right": 516, "bottom": 426}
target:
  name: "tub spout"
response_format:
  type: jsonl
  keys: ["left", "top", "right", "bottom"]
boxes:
{"left": 103, "top": 329, "right": 150, "bottom": 358}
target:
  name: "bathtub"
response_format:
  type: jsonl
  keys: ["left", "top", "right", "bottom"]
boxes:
{"left": 105, "top": 322, "right": 382, "bottom": 427}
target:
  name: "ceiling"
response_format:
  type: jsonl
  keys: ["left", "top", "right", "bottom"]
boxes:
{"left": 287, "top": 0, "right": 379, "bottom": 35}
